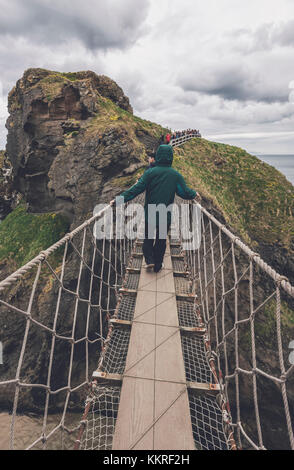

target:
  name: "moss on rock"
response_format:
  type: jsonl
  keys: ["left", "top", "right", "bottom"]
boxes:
{"left": 0, "top": 205, "right": 69, "bottom": 269}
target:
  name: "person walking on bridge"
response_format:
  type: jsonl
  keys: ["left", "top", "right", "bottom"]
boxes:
{"left": 165, "top": 132, "right": 171, "bottom": 144}
{"left": 111, "top": 143, "right": 199, "bottom": 273}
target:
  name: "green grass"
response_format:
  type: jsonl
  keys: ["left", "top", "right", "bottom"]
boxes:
{"left": 93, "top": 96, "right": 168, "bottom": 139}
{"left": 240, "top": 298, "right": 294, "bottom": 355}
{"left": 111, "top": 169, "right": 145, "bottom": 189}
{"left": 0, "top": 205, "right": 69, "bottom": 268}
{"left": 0, "top": 150, "right": 4, "bottom": 168}
{"left": 256, "top": 299, "right": 294, "bottom": 342}
{"left": 173, "top": 138, "right": 294, "bottom": 248}
{"left": 60, "top": 72, "right": 79, "bottom": 81}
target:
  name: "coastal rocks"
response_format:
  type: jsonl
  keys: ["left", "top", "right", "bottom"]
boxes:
{"left": 5, "top": 69, "right": 141, "bottom": 226}
{"left": 0, "top": 151, "right": 20, "bottom": 220}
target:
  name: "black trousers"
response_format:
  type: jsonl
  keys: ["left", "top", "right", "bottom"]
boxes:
{"left": 143, "top": 221, "right": 170, "bottom": 266}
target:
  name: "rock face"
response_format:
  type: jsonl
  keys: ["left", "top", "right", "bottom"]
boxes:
{"left": 6, "top": 69, "right": 145, "bottom": 226}
{"left": 0, "top": 151, "right": 20, "bottom": 220}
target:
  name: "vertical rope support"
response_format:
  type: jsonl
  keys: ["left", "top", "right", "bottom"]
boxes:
{"left": 249, "top": 259, "right": 264, "bottom": 448}
{"left": 209, "top": 220, "right": 219, "bottom": 354}
{"left": 10, "top": 261, "right": 43, "bottom": 450}
{"left": 275, "top": 285, "right": 294, "bottom": 449}
{"left": 42, "top": 241, "right": 69, "bottom": 448}
{"left": 231, "top": 242, "right": 241, "bottom": 448}
{"left": 201, "top": 212, "right": 210, "bottom": 331}
{"left": 219, "top": 231, "right": 229, "bottom": 399}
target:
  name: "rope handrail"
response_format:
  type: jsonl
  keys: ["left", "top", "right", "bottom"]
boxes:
{"left": 171, "top": 132, "right": 200, "bottom": 147}
{"left": 1, "top": 200, "right": 293, "bottom": 299}
{"left": 196, "top": 203, "right": 294, "bottom": 297}
{"left": 0, "top": 203, "right": 111, "bottom": 292}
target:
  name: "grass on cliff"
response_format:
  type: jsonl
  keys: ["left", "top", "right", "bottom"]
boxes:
{"left": 28, "top": 71, "right": 79, "bottom": 102}
{"left": 239, "top": 297, "right": 294, "bottom": 357}
{"left": 173, "top": 138, "right": 294, "bottom": 248}
{"left": 0, "top": 150, "right": 5, "bottom": 185}
{"left": 89, "top": 95, "right": 167, "bottom": 142}
{"left": 0, "top": 205, "right": 69, "bottom": 269}
{"left": 0, "top": 150, "right": 4, "bottom": 167}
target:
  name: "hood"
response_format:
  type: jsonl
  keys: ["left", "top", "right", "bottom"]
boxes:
{"left": 155, "top": 144, "right": 174, "bottom": 166}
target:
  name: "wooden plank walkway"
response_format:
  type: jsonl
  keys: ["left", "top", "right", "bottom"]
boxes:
{"left": 112, "top": 242, "right": 195, "bottom": 450}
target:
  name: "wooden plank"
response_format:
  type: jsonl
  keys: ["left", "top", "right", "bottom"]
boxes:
{"left": 112, "top": 243, "right": 195, "bottom": 450}
{"left": 155, "top": 292, "right": 178, "bottom": 327}
{"left": 133, "top": 290, "right": 156, "bottom": 321}
{"left": 112, "top": 377, "right": 154, "bottom": 450}
{"left": 132, "top": 428, "right": 154, "bottom": 451}
{"left": 154, "top": 381, "right": 195, "bottom": 450}
{"left": 124, "top": 321, "right": 155, "bottom": 379}
{"left": 155, "top": 325, "right": 186, "bottom": 383}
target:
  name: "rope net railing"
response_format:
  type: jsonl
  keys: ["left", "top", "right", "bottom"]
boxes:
{"left": 76, "top": 215, "right": 146, "bottom": 450}
{"left": 0, "top": 193, "right": 293, "bottom": 450}
{"left": 0, "top": 198, "right": 142, "bottom": 450}
{"left": 179, "top": 201, "right": 294, "bottom": 450}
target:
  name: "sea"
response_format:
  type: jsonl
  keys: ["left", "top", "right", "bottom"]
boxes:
{"left": 256, "top": 154, "right": 294, "bottom": 186}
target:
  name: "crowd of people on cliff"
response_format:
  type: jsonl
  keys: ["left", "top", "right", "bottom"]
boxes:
{"left": 158, "top": 129, "right": 201, "bottom": 145}
{"left": 171, "top": 129, "right": 201, "bottom": 140}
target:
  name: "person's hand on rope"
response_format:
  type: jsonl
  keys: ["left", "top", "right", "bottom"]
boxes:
{"left": 194, "top": 192, "right": 202, "bottom": 203}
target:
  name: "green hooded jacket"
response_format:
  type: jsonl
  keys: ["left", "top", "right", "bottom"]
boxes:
{"left": 120, "top": 144, "right": 196, "bottom": 224}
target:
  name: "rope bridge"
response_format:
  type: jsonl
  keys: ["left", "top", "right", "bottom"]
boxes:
{"left": 170, "top": 132, "right": 200, "bottom": 147}
{"left": 0, "top": 140, "right": 293, "bottom": 450}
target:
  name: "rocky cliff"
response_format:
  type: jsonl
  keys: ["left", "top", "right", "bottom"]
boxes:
{"left": 6, "top": 68, "right": 160, "bottom": 227}
{"left": 0, "top": 150, "right": 20, "bottom": 220}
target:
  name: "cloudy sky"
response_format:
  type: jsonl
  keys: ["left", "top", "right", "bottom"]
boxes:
{"left": 0, "top": 0, "right": 294, "bottom": 153}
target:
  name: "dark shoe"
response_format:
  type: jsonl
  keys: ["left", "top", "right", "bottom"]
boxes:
{"left": 154, "top": 263, "right": 164, "bottom": 273}
{"left": 145, "top": 258, "right": 155, "bottom": 271}
{"left": 145, "top": 263, "right": 155, "bottom": 271}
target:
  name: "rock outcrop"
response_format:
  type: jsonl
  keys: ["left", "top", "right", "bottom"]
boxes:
{"left": 0, "top": 150, "right": 20, "bottom": 220}
{"left": 6, "top": 68, "right": 149, "bottom": 226}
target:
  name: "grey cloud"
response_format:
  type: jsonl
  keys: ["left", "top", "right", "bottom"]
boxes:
{"left": 273, "top": 20, "right": 294, "bottom": 47}
{"left": 228, "top": 19, "right": 294, "bottom": 54}
{"left": 178, "top": 62, "right": 290, "bottom": 103}
{"left": 0, "top": 0, "right": 150, "bottom": 51}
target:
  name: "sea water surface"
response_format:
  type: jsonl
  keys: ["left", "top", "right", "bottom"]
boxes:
{"left": 257, "top": 154, "right": 294, "bottom": 186}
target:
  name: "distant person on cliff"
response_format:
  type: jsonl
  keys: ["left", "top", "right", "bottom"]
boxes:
{"left": 166, "top": 133, "right": 171, "bottom": 144}
{"left": 111, "top": 144, "right": 199, "bottom": 273}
